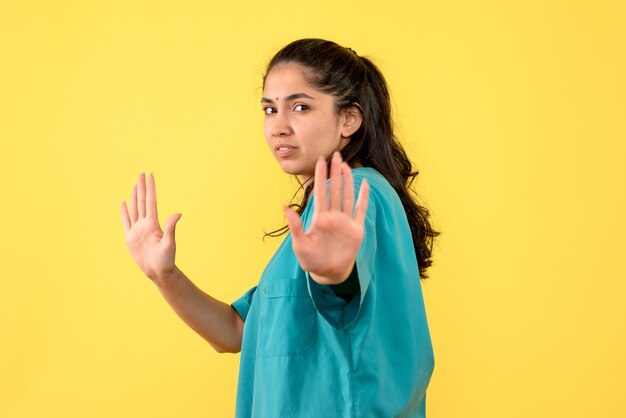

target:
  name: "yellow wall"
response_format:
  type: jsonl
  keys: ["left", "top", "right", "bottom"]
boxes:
{"left": 1, "top": 1, "right": 624, "bottom": 417}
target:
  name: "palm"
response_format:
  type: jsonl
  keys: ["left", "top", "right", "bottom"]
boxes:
{"left": 285, "top": 152, "right": 370, "bottom": 283}
{"left": 121, "top": 173, "right": 182, "bottom": 281}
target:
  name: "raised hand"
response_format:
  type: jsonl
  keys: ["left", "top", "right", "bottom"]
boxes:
{"left": 284, "top": 151, "right": 370, "bottom": 284}
{"left": 120, "top": 173, "right": 182, "bottom": 282}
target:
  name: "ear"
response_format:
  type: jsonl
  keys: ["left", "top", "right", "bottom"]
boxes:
{"left": 340, "top": 105, "right": 363, "bottom": 139}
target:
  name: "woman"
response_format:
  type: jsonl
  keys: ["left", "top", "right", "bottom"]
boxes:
{"left": 121, "top": 38, "right": 439, "bottom": 417}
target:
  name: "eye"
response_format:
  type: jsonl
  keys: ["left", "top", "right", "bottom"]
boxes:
{"left": 263, "top": 106, "right": 277, "bottom": 115}
{"left": 294, "top": 104, "right": 309, "bottom": 112}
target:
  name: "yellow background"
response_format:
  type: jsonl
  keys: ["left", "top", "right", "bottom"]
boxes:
{"left": 1, "top": 0, "right": 624, "bottom": 417}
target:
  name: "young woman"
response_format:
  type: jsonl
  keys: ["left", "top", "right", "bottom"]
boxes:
{"left": 121, "top": 38, "right": 439, "bottom": 417}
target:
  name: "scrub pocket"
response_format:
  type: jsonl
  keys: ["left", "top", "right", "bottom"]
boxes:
{"left": 259, "top": 278, "right": 318, "bottom": 357}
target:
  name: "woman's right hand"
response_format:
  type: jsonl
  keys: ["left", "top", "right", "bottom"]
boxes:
{"left": 121, "top": 173, "right": 182, "bottom": 283}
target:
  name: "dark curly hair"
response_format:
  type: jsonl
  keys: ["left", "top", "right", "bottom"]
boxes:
{"left": 263, "top": 38, "right": 440, "bottom": 280}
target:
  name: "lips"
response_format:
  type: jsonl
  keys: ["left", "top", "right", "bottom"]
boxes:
{"left": 275, "top": 143, "right": 297, "bottom": 157}
{"left": 275, "top": 143, "right": 297, "bottom": 151}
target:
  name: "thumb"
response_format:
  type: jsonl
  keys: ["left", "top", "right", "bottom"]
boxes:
{"left": 163, "top": 213, "right": 182, "bottom": 243}
{"left": 284, "top": 206, "right": 305, "bottom": 242}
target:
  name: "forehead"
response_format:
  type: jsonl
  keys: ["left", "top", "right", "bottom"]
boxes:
{"left": 263, "top": 63, "right": 319, "bottom": 97}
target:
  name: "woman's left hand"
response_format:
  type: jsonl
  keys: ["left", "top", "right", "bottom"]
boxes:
{"left": 285, "top": 151, "right": 370, "bottom": 284}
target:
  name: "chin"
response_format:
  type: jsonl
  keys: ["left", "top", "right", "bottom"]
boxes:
{"left": 277, "top": 161, "right": 302, "bottom": 176}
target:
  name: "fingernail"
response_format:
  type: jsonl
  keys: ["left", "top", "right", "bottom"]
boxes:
{"left": 150, "top": 172, "right": 154, "bottom": 177}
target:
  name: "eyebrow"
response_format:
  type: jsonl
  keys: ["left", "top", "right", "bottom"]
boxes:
{"left": 261, "top": 93, "right": 316, "bottom": 103}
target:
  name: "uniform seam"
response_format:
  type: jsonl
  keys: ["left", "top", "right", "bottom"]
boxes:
{"left": 347, "top": 327, "right": 356, "bottom": 418}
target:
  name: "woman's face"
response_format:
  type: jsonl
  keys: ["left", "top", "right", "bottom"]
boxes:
{"left": 262, "top": 63, "right": 352, "bottom": 181}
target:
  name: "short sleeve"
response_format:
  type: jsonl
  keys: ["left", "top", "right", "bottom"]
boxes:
{"left": 303, "top": 173, "right": 378, "bottom": 329}
{"left": 231, "top": 286, "right": 257, "bottom": 321}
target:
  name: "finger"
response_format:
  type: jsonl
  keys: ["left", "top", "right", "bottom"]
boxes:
{"left": 121, "top": 201, "right": 131, "bottom": 233}
{"left": 284, "top": 206, "right": 306, "bottom": 243}
{"left": 163, "top": 213, "right": 182, "bottom": 244}
{"left": 354, "top": 179, "right": 370, "bottom": 226}
{"left": 313, "top": 156, "right": 328, "bottom": 213}
{"left": 342, "top": 163, "right": 354, "bottom": 216}
{"left": 146, "top": 172, "right": 158, "bottom": 220}
{"left": 130, "top": 185, "right": 138, "bottom": 224}
{"left": 137, "top": 172, "right": 146, "bottom": 218}
{"left": 329, "top": 151, "right": 342, "bottom": 211}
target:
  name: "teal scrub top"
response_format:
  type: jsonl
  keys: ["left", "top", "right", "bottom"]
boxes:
{"left": 232, "top": 167, "right": 435, "bottom": 417}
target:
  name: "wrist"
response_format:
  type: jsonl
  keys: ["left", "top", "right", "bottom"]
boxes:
{"left": 152, "top": 265, "right": 182, "bottom": 289}
{"left": 309, "top": 260, "right": 356, "bottom": 285}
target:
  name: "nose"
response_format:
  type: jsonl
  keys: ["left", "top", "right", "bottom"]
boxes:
{"left": 270, "top": 111, "right": 293, "bottom": 137}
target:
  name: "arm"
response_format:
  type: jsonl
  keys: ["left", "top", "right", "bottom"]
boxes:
{"left": 120, "top": 172, "right": 243, "bottom": 353}
{"left": 153, "top": 266, "right": 244, "bottom": 353}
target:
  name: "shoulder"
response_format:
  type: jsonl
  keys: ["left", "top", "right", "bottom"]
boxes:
{"left": 351, "top": 166, "right": 385, "bottom": 185}
{"left": 351, "top": 167, "right": 401, "bottom": 207}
